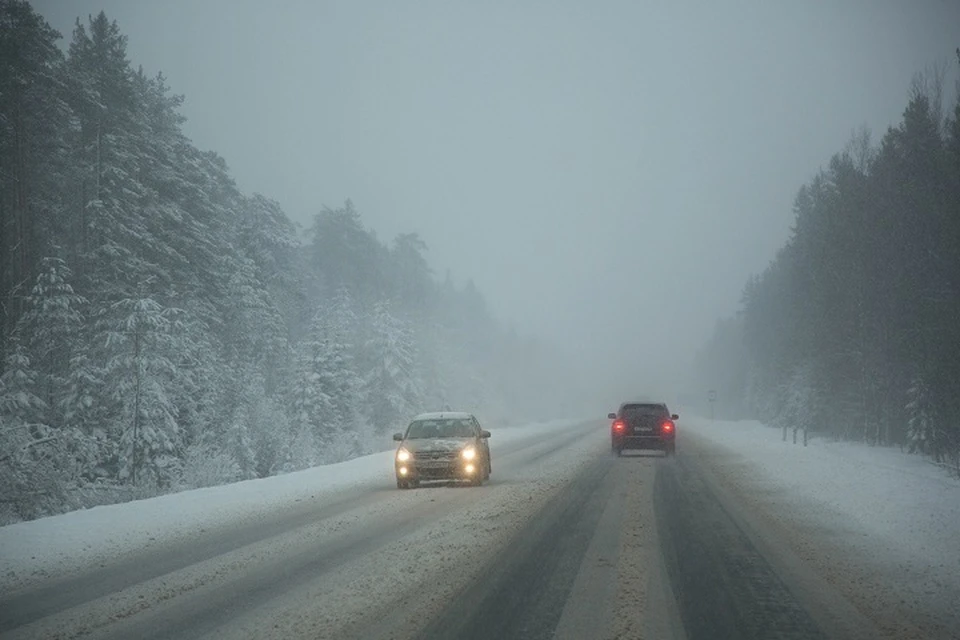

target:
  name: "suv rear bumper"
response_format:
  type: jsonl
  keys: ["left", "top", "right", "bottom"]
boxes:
{"left": 613, "top": 434, "right": 674, "bottom": 450}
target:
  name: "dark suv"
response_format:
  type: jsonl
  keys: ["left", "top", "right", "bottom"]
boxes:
{"left": 608, "top": 402, "right": 678, "bottom": 456}
{"left": 392, "top": 412, "right": 491, "bottom": 488}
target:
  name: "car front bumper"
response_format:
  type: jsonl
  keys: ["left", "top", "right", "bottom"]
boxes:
{"left": 396, "top": 458, "right": 479, "bottom": 481}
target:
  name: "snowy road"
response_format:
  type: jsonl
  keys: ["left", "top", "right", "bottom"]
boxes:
{"left": 2, "top": 418, "right": 957, "bottom": 639}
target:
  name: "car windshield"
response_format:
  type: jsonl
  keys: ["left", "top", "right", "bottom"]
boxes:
{"left": 405, "top": 419, "right": 475, "bottom": 439}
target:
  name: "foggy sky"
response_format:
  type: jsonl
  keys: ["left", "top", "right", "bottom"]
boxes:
{"left": 36, "top": 0, "right": 960, "bottom": 400}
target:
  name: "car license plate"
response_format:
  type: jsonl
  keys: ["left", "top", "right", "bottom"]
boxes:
{"left": 635, "top": 426, "right": 652, "bottom": 433}
{"left": 419, "top": 460, "right": 449, "bottom": 469}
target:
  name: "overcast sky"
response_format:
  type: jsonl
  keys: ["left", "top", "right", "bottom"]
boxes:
{"left": 36, "top": 0, "right": 960, "bottom": 398}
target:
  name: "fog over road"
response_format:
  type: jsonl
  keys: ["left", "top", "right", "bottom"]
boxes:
{"left": 1, "top": 420, "right": 953, "bottom": 640}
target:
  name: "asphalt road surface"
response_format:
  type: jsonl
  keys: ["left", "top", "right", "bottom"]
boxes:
{"left": 0, "top": 420, "right": 942, "bottom": 639}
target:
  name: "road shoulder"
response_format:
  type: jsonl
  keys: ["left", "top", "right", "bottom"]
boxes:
{"left": 682, "top": 431, "right": 957, "bottom": 640}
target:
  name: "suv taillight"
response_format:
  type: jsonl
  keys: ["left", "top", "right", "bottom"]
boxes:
{"left": 613, "top": 420, "right": 625, "bottom": 431}
{"left": 662, "top": 420, "right": 674, "bottom": 433}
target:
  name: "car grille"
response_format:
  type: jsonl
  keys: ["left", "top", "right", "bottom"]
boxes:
{"left": 414, "top": 451, "right": 457, "bottom": 461}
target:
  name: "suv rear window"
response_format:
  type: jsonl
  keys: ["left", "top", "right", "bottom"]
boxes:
{"left": 622, "top": 404, "right": 667, "bottom": 418}
{"left": 406, "top": 419, "right": 475, "bottom": 439}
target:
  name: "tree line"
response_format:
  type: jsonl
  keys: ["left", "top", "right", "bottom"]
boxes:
{"left": 0, "top": 2, "right": 576, "bottom": 522}
{"left": 692, "top": 55, "right": 960, "bottom": 475}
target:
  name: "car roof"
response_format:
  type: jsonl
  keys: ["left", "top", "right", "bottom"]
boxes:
{"left": 619, "top": 400, "right": 667, "bottom": 408}
{"left": 411, "top": 411, "right": 475, "bottom": 421}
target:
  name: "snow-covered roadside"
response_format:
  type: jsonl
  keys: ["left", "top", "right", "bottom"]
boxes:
{"left": 681, "top": 414, "right": 960, "bottom": 637}
{"left": 681, "top": 415, "right": 960, "bottom": 562}
{"left": 0, "top": 418, "right": 581, "bottom": 594}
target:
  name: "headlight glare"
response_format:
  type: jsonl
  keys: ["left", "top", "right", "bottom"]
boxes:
{"left": 461, "top": 446, "right": 476, "bottom": 461}
{"left": 396, "top": 447, "right": 411, "bottom": 462}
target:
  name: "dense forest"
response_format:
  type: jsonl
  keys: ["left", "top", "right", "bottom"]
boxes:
{"left": 0, "top": 3, "right": 577, "bottom": 523}
{"left": 693, "top": 56, "right": 960, "bottom": 475}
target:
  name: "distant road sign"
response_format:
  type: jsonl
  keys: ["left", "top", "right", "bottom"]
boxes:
{"left": 708, "top": 390, "right": 717, "bottom": 402}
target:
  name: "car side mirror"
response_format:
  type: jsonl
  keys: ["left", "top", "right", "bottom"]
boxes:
{"left": 671, "top": 414, "right": 679, "bottom": 420}
{"left": 480, "top": 430, "right": 491, "bottom": 439}
{"left": 392, "top": 432, "right": 404, "bottom": 441}
{"left": 607, "top": 413, "right": 617, "bottom": 420}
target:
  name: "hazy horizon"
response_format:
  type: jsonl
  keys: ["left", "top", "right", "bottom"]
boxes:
{"left": 34, "top": 0, "right": 960, "bottom": 400}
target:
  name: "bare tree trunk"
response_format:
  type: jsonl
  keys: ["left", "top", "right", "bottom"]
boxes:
{"left": 132, "top": 327, "right": 142, "bottom": 486}
{"left": 16, "top": 101, "right": 27, "bottom": 302}
{"left": 1, "top": 95, "right": 29, "bottom": 376}
{"left": 0, "top": 144, "right": 9, "bottom": 376}
{"left": 80, "top": 139, "right": 88, "bottom": 260}
{"left": 0, "top": 196, "right": 7, "bottom": 375}
{"left": 12, "top": 98, "right": 29, "bottom": 330}
{"left": 96, "top": 119, "right": 102, "bottom": 202}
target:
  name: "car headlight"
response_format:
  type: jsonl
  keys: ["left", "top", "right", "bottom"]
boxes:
{"left": 396, "top": 448, "right": 411, "bottom": 462}
{"left": 461, "top": 446, "right": 476, "bottom": 461}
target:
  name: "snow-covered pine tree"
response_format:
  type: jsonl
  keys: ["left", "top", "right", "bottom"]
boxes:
{"left": 309, "top": 200, "right": 388, "bottom": 304}
{"left": 390, "top": 233, "right": 433, "bottom": 312}
{"left": 238, "top": 194, "right": 299, "bottom": 284}
{"left": 225, "top": 401, "right": 256, "bottom": 480}
{"left": 16, "top": 258, "right": 86, "bottom": 425}
{"left": 239, "top": 376, "right": 289, "bottom": 477}
{"left": 11, "top": 258, "right": 102, "bottom": 495}
{"left": 777, "top": 361, "right": 819, "bottom": 445}
{"left": 416, "top": 320, "right": 452, "bottom": 411}
{"left": 101, "top": 296, "right": 184, "bottom": 487}
{"left": 0, "top": 1, "right": 72, "bottom": 367}
{"left": 326, "top": 286, "right": 360, "bottom": 353}
{"left": 0, "top": 345, "right": 68, "bottom": 521}
{"left": 310, "top": 303, "right": 365, "bottom": 461}
{"left": 65, "top": 13, "right": 159, "bottom": 298}
{"left": 906, "top": 373, "right": 938, "bottom": 458}
{"left": 362, "top": 300, "right": 423, "bottom": 436}
{"left": 287, "top": 342, "right": 331, "bottom": 470}
{"left": 61, "top": 350, "right": 108, "bottom": 479}
{"left": 222, "top": 256, "right": 289, "bottom": 392}
{"left": 179, "top": 441, "right": 240, "bottom": 489}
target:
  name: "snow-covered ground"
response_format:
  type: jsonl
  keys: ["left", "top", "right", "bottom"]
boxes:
{"left": 0, "top": 418, "right": 580, "bottom": 594}
{"left": 682, "top": 415, "right": 960, "bottom": 561}
{"left": 682, "top": 414, "right": 960, "bottom": 637}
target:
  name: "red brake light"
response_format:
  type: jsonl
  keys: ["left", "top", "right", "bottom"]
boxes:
{"left": 613, "top": 420, "right": 625, "bottom": 431}
{"left": 662, "top": 421, "right": 674, "bottom": 433}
